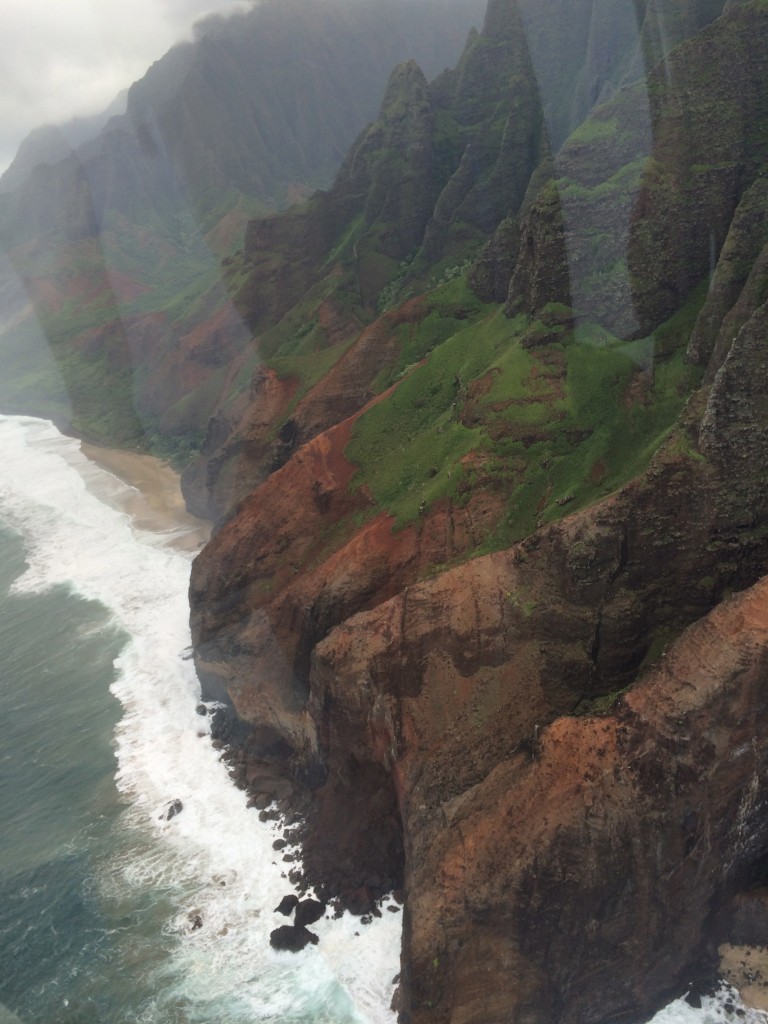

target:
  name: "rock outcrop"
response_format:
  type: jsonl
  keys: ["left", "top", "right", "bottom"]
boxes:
{"left": 507, "top": 0, "right": 768, "bottom": 339}
{"left": 398, "top": 572, "right": 768, "bottom": 1022}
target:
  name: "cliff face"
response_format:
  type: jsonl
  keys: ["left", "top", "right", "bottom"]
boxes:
{"left": 186, "top": 2, "right": 768, "bottom": 1021}
{"left": 504, "top": 0, "right": 768, "bottom": 339}
{"left": 399, "top": 572, "right": 768, "bottom": 1023}
{"left": 4, "top": 0, "right": 766, "bottom": 1020}
{"left": 186, "top": 0, "right": 743, "bottom": 522}
{"left": 306, "top": 307, "right": 768, "bottom": 1024}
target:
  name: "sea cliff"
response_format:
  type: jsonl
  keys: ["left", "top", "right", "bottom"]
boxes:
{"left": 3, "top": 0, "right": 768, "bottom": 1021}
{"left": 188, "top": 2, "right": 768, "bottom": 1020}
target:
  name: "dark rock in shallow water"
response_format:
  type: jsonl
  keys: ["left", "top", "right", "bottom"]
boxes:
{"left": 344, "top": 886, "right": 377, "bottom": 916}
{"left": 163, "top": 799, "right": 183, "bottom": 820}
{"left": 295, "top": 898, "right": 326, "bottom": 927}
{"left": 274, "top": 894, "right": 299, "bottom": 916}
{"left": 269, "top": 924, "right": 319, "bottom": 952}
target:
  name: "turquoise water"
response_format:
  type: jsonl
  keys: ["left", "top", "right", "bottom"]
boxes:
{"left": 0, "top": 524, "right": 135, "bottom": 1022}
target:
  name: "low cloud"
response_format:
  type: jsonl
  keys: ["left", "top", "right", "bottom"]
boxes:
{"left": 0, "top": 0, "right": 254, "bottom": 171}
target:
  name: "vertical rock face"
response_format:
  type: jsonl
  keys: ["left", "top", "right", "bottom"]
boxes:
{"left": 505, "top": 1, "right": 768, "bottom": 339}
{"left": 190, "top": 289, "right": 768, "bottom": 1020}
{"left": 309, "top": 476, "right": 768, "bottom": 1022}
{"left": 186, "top": 2, "right": 768, "bottom": 1023}
{"left": 699, "top": 300, "right": 768, "bottom": 524}
{"left": 686, "top": 177, "right": 768, "bottom": 372}
{"left": 400, "top": 574, "right": 768, "bottom": 1024}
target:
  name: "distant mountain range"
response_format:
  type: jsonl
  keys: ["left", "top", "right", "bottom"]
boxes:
{"left": 0, "top": 0, "right": 483, "bottom": 451}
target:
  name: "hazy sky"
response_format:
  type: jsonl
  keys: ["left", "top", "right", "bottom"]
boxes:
{"left": 0, "top": 0, "right": 253, "bottom": 172}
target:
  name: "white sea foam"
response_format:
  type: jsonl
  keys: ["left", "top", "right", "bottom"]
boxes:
{"left": 646, "top": 987, "right": 768, "bottom": 1024}
{"left": 0, "top": 415, "right": 400, "bottom": 1024}
{"left": 2, "top": 414, "right": 763, "bottom": 1024}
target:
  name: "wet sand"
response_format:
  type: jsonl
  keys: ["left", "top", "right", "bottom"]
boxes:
{"left": 719, "top": 944, "right": 768, "bottom": 1012}
{"left": 81, "top": 443, "right": 211, "bottom": 551}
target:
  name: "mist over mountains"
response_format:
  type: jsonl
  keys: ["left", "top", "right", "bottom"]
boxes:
{"left": 4, "top": 1, "right": 768, "bottom": 1023}
{"left": 1, "top": 0, "right": 486, "bottom": 227}
{"left": 0, "top": 0, "right": 483, "bottom": 449}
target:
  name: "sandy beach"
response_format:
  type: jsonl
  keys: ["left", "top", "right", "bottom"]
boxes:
{"left": 81, "top": 443, "right": 211, "bottom": 551}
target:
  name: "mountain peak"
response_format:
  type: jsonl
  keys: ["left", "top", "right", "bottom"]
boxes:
{"left": 482, "top": 0, "right": 520, "bottom": 39}
{"left": 380, "top": 59, "right": 431, "bottom": 116}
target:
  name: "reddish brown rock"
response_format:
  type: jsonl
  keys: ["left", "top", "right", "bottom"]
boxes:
{"left": 394, "top": 574, "right": 768, "bottom": 1023}
{"left": 183, "top": 295, "right": 433, "bottom": 520}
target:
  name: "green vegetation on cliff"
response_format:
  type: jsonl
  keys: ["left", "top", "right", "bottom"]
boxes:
{"left": 347, "top": 279, "right": 705, "bottom": 549}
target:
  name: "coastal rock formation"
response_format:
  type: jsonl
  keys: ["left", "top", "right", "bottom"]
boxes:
{"left": 399, "top": 573, "right": 768, "bottom": 1022}
{"left": 187, "top": 4, "right": 768, "bottom": 1022}
{"left": 269, "top": 924, "right": 319, "bottom": 952}
{"left": 191, "top": 292, "right": 768, "bottom": 1024}
{"left": 4, "top": 0, "right": 768, "bottom": 1021}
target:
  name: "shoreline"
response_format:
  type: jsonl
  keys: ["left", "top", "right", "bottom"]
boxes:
{"left": 80, "top": 442, "right": 211, "bottom": 552}
{"left": 719, "top": 945, "right": 768, "bottom": 1013}
{"left": 75, "top": 438, "right": 768, "bottom": 1023}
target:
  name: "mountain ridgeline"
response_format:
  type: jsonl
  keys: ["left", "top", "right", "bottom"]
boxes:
{"left": 187, "top": 1, "right": 768, "bottom": 1022}
{"left": 186, "top": 0, "right": 740, "bottom": 516}
{"left": 0, "top": 0, "right": 484, "bottom": 455}
{"left": 4, "top": 0, "right": 768, "bottom": 1022}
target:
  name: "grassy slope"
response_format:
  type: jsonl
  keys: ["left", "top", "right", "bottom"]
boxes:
{"left": 347, "top": 276, "right": 705, "bottom": 557}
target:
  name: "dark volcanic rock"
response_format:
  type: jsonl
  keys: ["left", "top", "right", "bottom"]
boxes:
{"left": 163, "top": 799, "right": 183, "bottom": 821}
{"left": 721, "top": 888, "right": 768, "bottom": 948}
{"left": 294, "top": 899, "right": 326, "bottom": 928}
{"left": 274, "top": 894, "right": 299, "bottom": 916}
{"left": 269, "top": 924, "right": 319, "bottom": 952}
{"left": 342, "top": 887, "right": 380, "bottom": 918}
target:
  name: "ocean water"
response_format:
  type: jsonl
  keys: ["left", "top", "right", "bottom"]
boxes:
{"left": 0, "top": 414, "right": 763, "bottom": 1024}
{"left": 0, "top": 415, "right": 400, "bottom": 1024}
